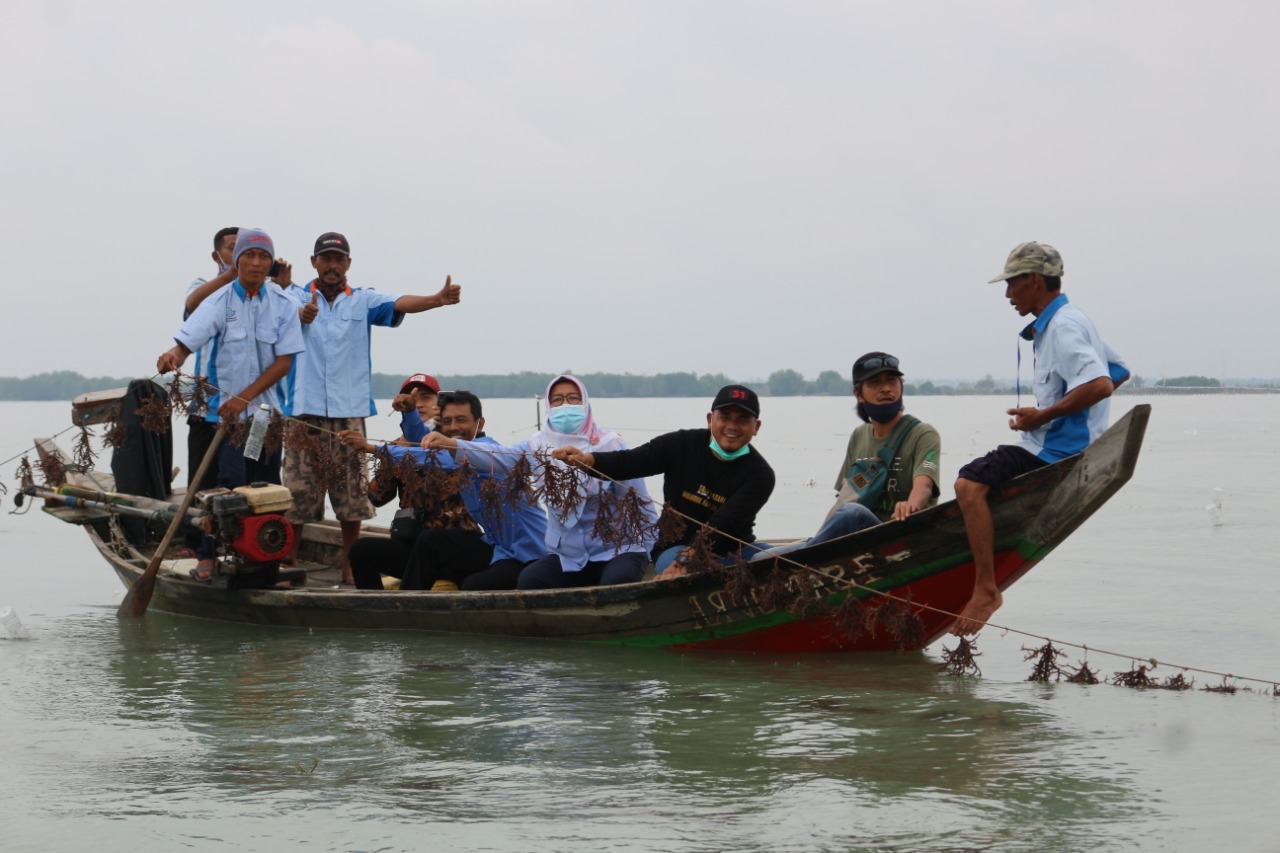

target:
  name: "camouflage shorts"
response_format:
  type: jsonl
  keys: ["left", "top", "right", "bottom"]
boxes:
{"left": 283, "top": 416, "right": 376, "bottom": 524}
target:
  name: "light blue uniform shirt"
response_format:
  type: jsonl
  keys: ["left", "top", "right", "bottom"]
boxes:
{"left": 282, "top": 282, "right": 402, "bottom": 418}
{"left": 182, "top": 278, "right": 217, "bottom": 417}
{"left": 454, "top": 437, "right": 657, "bottom": 572}
{"left": 1019, "top": 294, "right": 1125, "bottom": 463}
{"left": 175, "top": 281, "right": 305, "bottom": 422}
{"left": 382, "top": 437, "right": 548, "bottom": 564}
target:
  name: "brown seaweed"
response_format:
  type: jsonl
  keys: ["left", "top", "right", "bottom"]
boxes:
{"left": 937, "top": 637, "right": 983, "bottom": 678}
{"left": 1111, "top": 664, "right": 1159, "bottom": 689}
{"left": 1023, "top": 642, "right": 1069, "bottom": 682}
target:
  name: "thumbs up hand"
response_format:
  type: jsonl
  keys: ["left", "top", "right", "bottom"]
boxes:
{"left": 300, "top": 289, "right": 320, "bottom": 325}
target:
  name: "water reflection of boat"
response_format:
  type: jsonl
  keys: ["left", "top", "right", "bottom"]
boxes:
{"left": 27, "top": 397, "right": 1149, "bottom": 653}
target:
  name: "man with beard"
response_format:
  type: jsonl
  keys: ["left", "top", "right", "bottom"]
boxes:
{"left": 808, "top": 352, "right": 941, "bottom": 545}
{"left": 280, "top": 231, "right": 462, "bottom": 585}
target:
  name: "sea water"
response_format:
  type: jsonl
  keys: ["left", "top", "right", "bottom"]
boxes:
{"left": 1, "top": 396, "right": 1277, "bottom": 852}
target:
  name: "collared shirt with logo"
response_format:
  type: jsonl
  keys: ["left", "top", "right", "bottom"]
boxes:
{"left": 175, "top": 280, "right": 306, "bottom": 422}
{"left": 281, "top": 281, "right": 402, "bottom": 418}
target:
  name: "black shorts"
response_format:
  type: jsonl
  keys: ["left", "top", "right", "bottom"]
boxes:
{"left": 957, "top": 445, "right": 1048, "bottom": 488}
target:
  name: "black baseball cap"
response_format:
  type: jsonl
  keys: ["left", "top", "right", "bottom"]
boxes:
{"left": 852, "top": 352, "right": 903, "bottom": 385}
{"left": 711, "top": 384, "right": 760, "bottom": 417}
{"left": 313, "top": 232, "right": 351, "bottom": 256}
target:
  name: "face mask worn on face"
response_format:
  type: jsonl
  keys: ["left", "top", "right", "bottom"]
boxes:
{"left": 548, "top": 404, "right": 587, "bottom": 434}
{"left": 709, "top": 438, "right": 751, "bottom": 461}
{"left": 862, "top": 399, "right": 903, "bottom": 424}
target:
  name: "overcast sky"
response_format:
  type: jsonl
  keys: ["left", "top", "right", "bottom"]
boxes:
{"left": 2, "top": 1, "right": 1276, "bottom": 385}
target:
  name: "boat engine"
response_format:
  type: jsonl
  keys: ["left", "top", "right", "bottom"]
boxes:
{"left": 197, "top": 484, "right": 303, "bottom": 589}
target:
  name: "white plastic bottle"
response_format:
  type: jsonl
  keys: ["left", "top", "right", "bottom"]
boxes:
{"left": 243, "top": 408, "right": 270, "bottom": 461}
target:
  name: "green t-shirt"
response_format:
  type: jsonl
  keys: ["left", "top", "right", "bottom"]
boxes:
{"left": 833, "top": 418, "right": 942, "bottom": 520}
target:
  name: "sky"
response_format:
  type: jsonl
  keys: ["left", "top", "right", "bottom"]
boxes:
{"left": 2, "top": 0, "right": 1277, "bottom": 386}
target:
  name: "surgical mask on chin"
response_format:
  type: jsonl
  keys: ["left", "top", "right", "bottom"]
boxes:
{"left": 862, "top": 399, "right": 903, "bottom": 424}
{"left": 709, "top": 437, "right": 751, "bottom": 461}
{"left": 548, "top": 404, "right": 587, "bottom": 434}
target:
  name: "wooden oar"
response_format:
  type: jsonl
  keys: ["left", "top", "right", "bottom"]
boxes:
{"left": 117, "top": 428, "right": 225, "bottom": 619}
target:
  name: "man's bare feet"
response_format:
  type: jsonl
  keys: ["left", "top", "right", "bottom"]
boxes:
{"left": 949, "top": 588, "right": 1002, "bottom": 635}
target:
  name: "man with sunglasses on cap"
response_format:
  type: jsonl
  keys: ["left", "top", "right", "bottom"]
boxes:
{"left": 279, "top": 231, "right": 462, "bottom": 585}
{"left": 951, "top": 241, "right": 1128, "bottom": 635}
{"left": 809, "top": 352, "right": 941, "bottom": 545}
{"left": 552, "top": 384, "right": 776, "bottom": 578}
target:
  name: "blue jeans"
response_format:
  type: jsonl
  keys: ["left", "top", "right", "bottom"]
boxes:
{"left": 808, "top": 502, "right": 880, "bottom": 546}
{"left": 653, "top": 541, "right": 774, "bottom": 575}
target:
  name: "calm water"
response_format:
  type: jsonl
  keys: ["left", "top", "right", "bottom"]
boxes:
{"left": 1, "top": 396, "right": 1278, "bottom": 852}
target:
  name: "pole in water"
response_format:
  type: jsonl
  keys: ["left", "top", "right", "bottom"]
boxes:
{"left": 0, "top": 607, "right": 31, "bottom": 639}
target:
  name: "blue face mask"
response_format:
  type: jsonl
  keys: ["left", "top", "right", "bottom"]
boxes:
{"left": 548, "top": 404, "right": 587, "bottom": 434}
{"left": 862, "top": 399, "right": 903, "bottom": 424}
{"left": 709, "top": 438, "right": 751, "bottom": 461}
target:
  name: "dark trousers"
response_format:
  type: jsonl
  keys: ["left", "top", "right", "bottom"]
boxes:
{"left": 463, "top": 558, "right": 533, "bottom": 591}
{"left": 184, "top": 418, "right": 220, "bottom": 549}
{"left": 350, "top": 536, "right": 413, "bottom": 590}
{"left": 518, "top": 552, "right": 648, "bottom": 590}
{"left": 402, "top": 528, "right": 492, "bottom": 590}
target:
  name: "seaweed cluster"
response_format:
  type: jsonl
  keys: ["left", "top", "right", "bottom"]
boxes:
{"left": 937, "top": 637, "right": 983, "bottom": 677}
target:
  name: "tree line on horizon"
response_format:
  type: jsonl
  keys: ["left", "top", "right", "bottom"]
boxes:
{"left": 0, "top": 370, "right": 1267, "bottom": 402}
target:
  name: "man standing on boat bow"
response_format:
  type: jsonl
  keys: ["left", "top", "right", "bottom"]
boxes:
{"left": 279, "top": 231, "right": 462, "bottom": 585}
{"left": 951, "top": 241, "right": 1128, "bottom": 635}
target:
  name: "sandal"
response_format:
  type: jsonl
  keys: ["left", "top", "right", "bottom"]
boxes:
{"left": 191, "top": 560, "right": 216, "bottom": 582}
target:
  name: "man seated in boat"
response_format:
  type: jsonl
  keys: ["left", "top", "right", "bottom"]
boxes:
{"left": 552, "top": 384, "right": 775, "bottom": 579}
{"left": 422, "top": 376, "right": 657, "bottom": 589}
{"left": 807, "top": 352, "right": 941, "bottom": 545}
{"left": 341, "top": 390, "right": 548, "bottom": 591}
{"left": 388, "top": 373, "right": 440, "bottom": 446}
{"left": 278, "top": 231, "right": 463, "bottom": 585}
{"left": 156, "top": 227, "right": 306, "bottom": 580}
{"left": 951, "top": 241, "right": 1129, "bottom": 635}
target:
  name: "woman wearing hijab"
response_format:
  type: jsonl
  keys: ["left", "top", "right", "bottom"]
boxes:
{"left": 421, "top": 375, "right": 658, "bottom": 589}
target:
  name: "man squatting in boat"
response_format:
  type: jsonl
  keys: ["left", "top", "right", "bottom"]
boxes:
{"left": 340, "top": 389, "right": 548, "bottom": 591}
{"left": 156, "top": 228, "right": 305, "bottom": 579}
{"left": 276, "top": 231, "right": 462, "bottom": 585}
{"left": 951, "top": 241, "right": 1129, "bottom": 635}
{"left": 552, "top": 384, "right": 776, "bottom": 579}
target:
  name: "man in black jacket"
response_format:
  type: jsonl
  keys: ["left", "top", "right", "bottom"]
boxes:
{"left": 552, "top": 384, "right": 775, "bottom": 577}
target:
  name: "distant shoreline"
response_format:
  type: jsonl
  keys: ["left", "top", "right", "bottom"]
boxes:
{"left": 1, "top": 370, "right": 1276, "bottom": 402}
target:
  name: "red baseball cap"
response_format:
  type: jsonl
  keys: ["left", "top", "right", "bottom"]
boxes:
{"left": 400, "top": 373, "right": 440, "bottom": 394}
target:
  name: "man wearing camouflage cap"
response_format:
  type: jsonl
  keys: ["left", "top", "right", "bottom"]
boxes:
{"left": 951, "top": 241, "right": 1129, "bottom": 635}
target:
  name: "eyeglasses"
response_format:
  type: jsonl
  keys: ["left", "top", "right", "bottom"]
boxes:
{"left": 548, "top": 394, "right": 583, "bottom": 406}
{"left": 859, "top": 356, "right": 899, "bottom": 371}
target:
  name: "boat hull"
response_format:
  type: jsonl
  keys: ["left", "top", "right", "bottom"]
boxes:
{"left": 81, "top": 405, "right": 1149, "bottom": 652}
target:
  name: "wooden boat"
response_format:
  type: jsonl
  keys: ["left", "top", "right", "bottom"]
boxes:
{"left": 28, "top": 402, "right": 1150, "bottom": 653}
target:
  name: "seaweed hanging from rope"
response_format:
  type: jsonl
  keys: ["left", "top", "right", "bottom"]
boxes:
{"left": 1064, "top": 659, "right": 1101, "bottom": 685}
{"left": 1111, "top": 664, "right": 1159, "bottom": 689}
{"left": 828, "top": 594, "right": 923, "bottom": 651}
{"left": 263, "top": 410, "right": 286, "bottom": 458}
{"left": 937, "top": 637, "right": 983, "bottom": 677}
{"left": 1023, "top": 641, "right": 1069, "bottom": 682}
{"left": 502, "top": 452, "right": 538, "bottom": 514}
{"left": 534, "top": 448, "right": 587, "bottom": 523}
{"left": 15, "top": 457, "right": 35, "bottom": 491}
{"left": 590, "top": 486, "right": 657, "bottom": 551}
{"left": 37, "top": 452, "right": 67, "bottom": 488}
{"left": 72, "top": 425, "right": 96, "bottom": 471}
{"left": 137, "top": 394, "right": 173, "bottom": 434}
{"left": 1160, "top": 673, "right": 1195, "bottom": 691}
{"left": 1202, "top": 678, "right": 1238, "bottom": 694}
{"left": 102, "top": 413, "right": 128, "bottom": 451}
{"left": 655, "top": 503, "right": 688, "bottom": 549}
